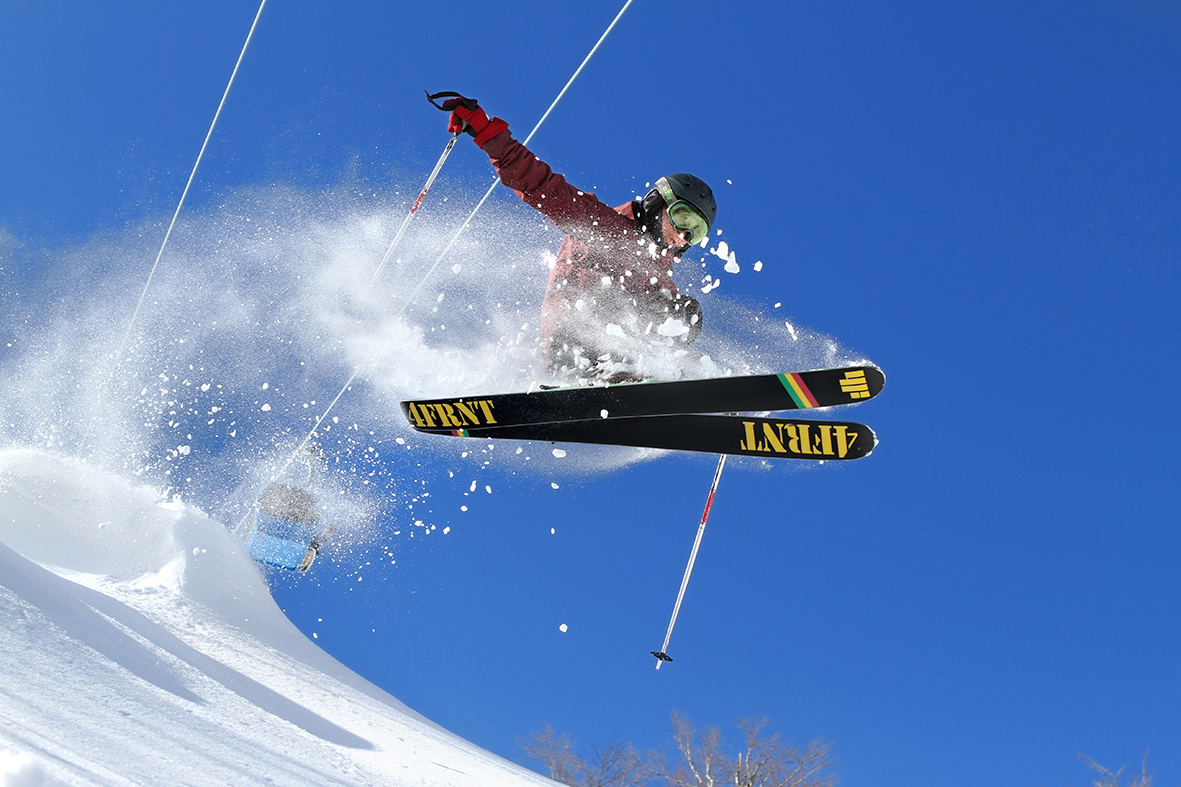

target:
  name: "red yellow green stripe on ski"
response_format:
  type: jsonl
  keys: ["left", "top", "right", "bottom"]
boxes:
{"left": 776, "top": 372, "right": 820, "bottom": 409}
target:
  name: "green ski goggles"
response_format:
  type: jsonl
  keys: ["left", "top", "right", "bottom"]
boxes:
{"left": 656, "top": 177, "right": 710, "bottom": 245}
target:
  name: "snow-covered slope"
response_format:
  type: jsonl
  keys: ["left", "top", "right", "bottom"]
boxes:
{"left": 0, "top": 448, "right": 555, "bottom": 786}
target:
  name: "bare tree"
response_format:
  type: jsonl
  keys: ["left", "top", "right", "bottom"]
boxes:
{"left": 520, "top": 724, "right": 582, "bottom": 786}
{"left": 520, "top": 713, "right": 836, "bottom": 787}
{"left": 650, "top": 711, "right": 836, "bottom": 787}
{"left": 520, "top": 723, "right": 653, "bottom": 787}
{"left": 1078, "top": 752, "right": 1154, "bottom": 787}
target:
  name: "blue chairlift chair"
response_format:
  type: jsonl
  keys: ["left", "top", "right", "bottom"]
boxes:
{"left": 246, "top": 445, "right": 329, "bottom": 572}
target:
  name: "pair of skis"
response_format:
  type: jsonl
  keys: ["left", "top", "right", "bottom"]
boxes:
{"left": 400, "top": 365, "right": 884, "bottom": 461}
{"left": 402, "top": 365, "right": 885, "bottom": 668}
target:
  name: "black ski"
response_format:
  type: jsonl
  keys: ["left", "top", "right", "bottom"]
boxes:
{"left": 400, "top": 366, "right": 883, "bottom": 432}
{"left": 416, "top": 413, "right": 876, "bottom": 461}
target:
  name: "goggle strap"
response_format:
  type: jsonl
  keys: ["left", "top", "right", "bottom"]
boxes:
{"left": 656, "top": 177, "right": 678, "bottom": 206}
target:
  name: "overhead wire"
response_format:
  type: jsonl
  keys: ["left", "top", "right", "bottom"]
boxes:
{"left": 113, "top": 0, "right": 269, "bottom": 367}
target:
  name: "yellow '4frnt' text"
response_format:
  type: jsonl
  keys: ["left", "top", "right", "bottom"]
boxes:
{"left": 406, "top": 400, "right": 498, "bottom": 429}
{"left": 740, "top": 420, "right": 859, "bottom": 458}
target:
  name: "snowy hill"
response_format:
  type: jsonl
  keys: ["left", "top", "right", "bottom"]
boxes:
{"left": 0, "top": 448, "right": 555, "bottom": 786}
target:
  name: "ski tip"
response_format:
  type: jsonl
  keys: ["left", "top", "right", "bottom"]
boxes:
{"left": 650, "top": 650, "right": 673, "bottom": 663}
{"left": 867, "top": 365, "right": 886, "bottom": 394}
{"left": 845, "top": 361, "right": 888, "bottom": 399}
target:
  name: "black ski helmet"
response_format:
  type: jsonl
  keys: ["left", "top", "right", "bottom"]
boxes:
{"left": 656, "top": 173, "right": 716, "bottom": 229}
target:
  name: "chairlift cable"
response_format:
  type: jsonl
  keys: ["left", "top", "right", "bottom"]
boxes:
{"left": 113, "top": 0, "right": 269, "bottom": 367}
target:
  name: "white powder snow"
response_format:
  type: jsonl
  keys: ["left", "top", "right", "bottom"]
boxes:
{"left": 0, "top": 179, "right": 861, "bottom": 504}
{"left": 0, "top": 449, "right": 554, "bottom": 786}
{"left": 657, "top": 317, "right": 690, "bottom": 338}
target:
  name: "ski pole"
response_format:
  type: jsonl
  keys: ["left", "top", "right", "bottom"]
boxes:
{"left": 368, "top": 129, "right": 462, "bottom": 288}
{"left": 652, "top": 454, "right": 727, "bottom": 669}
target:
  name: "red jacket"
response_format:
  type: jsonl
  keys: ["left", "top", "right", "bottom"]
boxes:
{"left": 481, "top": 129, "right": 682, "bottom": 371}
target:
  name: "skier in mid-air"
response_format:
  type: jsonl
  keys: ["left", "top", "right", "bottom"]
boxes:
{"left": 436, "top": 92, "right": 716, "bottom": 382}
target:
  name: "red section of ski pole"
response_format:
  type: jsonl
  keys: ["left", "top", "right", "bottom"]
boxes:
{"left": 369, "top": 132, "right": 461, "bottom": 288}
{"left": 698, "top": 459, "right": 724, "bottom": 525}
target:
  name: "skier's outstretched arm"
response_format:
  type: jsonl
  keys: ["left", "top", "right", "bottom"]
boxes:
{"left": 441, "top": 95, "right": 635, "bottom": 241}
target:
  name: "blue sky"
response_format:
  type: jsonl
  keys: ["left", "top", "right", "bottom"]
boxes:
{"left": 2, "top": 2, "right": 1180, "bottom": 786}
